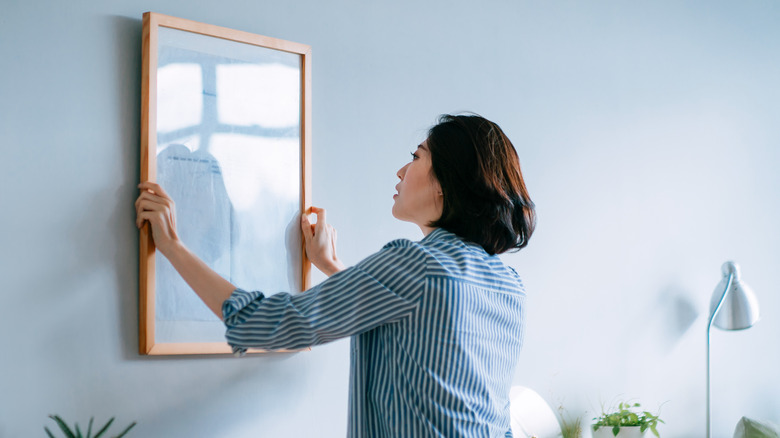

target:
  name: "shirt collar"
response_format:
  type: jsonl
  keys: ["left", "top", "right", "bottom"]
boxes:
{"left": 420, "top": 227, "right": 450, "bottom": 243}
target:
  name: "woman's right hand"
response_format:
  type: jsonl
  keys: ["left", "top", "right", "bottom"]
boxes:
{"left": 135, "top": 181, "right": 180, "bottom": 255}
{"left": 302, "top": 207, "right": 345, "bottom": 277}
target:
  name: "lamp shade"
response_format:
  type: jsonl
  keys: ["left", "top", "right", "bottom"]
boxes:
{"left": 709, "top": 261, "right": 760, "bottom": 330}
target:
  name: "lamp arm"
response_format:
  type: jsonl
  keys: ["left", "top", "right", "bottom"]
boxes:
{"left": 706, "top": 272, "right": 734, "bottom": 438}
{"left": 709, "top": 272, "right": 734, "bottom": 330}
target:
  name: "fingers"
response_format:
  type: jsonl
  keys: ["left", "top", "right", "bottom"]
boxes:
{"left": 135, "top": 197, "right": 171, "bottom": 228}
{"left": 135, "top": 193, "right": 173, "bottom": 225}
{"left": 301, "top": 213, "right": 314, "bottom": 240}
{"left": 310, "top": 206, "right": 327, "bottom": 226}
{"left": 300, "top": 207, "right": 344, "bottom": 276}
{"left": 310, "top": 206, "right": 328, "bottom": 235}
{"left": 135, "top": 188, "right": 176, "bottom": 230}
{"left": 135, "top": 190, "right": 172, "bottom": 211}
{"left": 302, "top": 208, "right": 336, "bottom": 247}
{"left": 138, "top": 181, "right": 171, "bottom": 199}
{"left": 137, "top": 210, "right": 166, "bottom": 229}
{"left": 135, "top": 182, "right": 174, "bottom": 217}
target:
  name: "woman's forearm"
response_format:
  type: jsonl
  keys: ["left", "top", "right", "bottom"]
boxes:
{"left": 159, "top": 240, "right": 237, "bottom": 320}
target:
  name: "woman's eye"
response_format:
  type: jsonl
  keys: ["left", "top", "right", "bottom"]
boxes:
{"left": 410, "top": 152, "right": 419, "bottom": 160}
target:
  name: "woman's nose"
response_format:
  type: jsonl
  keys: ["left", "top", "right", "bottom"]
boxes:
{"left": 397, "top": 163, "right": 409, "bottom": 180}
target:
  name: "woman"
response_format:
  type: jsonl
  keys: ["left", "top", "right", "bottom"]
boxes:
{"left": 135, "top": 114, "right": 535, "bottom": 437}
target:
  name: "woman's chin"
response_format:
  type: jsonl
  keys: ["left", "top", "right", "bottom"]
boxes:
{"left": 391, "top": 204, "right": 403, "bottom": 221}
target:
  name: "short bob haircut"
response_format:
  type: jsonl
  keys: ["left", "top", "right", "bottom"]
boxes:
{"left": 427, "top": 114, "right": 536, "bottom": 255}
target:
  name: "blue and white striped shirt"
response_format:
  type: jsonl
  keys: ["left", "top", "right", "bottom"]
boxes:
{"left": 222, "top": 228, "right": 526, "bottom": 437}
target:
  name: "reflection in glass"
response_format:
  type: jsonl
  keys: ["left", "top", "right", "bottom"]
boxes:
{"left": 217, "top": 64, "right": 300, "bottom": 128}
{"left": 156, "top": 145, "right": 232, "bottom": 322}
{"left": 157, "top": 64, "right": 202, "bottom": 133}
{"left": 155, "top": 27, "right": 302, "bottom": 343}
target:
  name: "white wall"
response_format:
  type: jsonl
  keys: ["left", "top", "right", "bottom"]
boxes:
{"left": 1, "top": 1, "right": 778, "bottom": 437}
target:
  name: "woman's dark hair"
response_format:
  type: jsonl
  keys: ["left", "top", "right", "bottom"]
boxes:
{"left": 427, "top": 114, "right": 536, "bottom": 255}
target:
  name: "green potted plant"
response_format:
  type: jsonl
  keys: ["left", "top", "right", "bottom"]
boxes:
{"left": 45, "top": 415, "right": 136, "bottom": 438}
{"left": 592, "top": 401, "right": 663, "bottom": 438}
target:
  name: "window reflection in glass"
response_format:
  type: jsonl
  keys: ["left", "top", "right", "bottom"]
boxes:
{"left": 157, "top": 63, "right": 203, "bottom": 133}
{"left": 217, "top": 63, "right": 300, "bottom": 128}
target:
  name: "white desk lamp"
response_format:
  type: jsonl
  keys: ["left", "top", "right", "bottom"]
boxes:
{"left": 706, "top": 261, "right": 760, "bottom": 438}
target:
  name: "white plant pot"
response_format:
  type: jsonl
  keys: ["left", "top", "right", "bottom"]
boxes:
{"left": 592, "top": 425, "right": 647, "bottom": 438}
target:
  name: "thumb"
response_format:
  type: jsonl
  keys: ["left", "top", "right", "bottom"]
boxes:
{"left": 301, "top": 213, "right": 314, "bottom": 240}
{"left": 311, "top": 206, "right": 327, "bottom": 232}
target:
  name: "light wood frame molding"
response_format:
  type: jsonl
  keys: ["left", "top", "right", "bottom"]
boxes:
{"left": 139, "top": 12, "right": 312, "bottom": 356}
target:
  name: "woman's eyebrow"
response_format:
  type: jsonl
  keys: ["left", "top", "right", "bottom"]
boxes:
{"left": 418, "top": 143, "right": 428, "bottom": 151}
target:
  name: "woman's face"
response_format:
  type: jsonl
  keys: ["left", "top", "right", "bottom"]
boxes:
{"left": 392, "top": 141, "right": 443, "bottom": 235}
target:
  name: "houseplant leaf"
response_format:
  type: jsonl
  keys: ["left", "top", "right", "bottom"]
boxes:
{"left": 49, "top": 415, "right": 77, "bottom": 438}
{"left": 113, "top": 421, "right": 137, "bottom": 438}
{"left": 92, "top": 417, "right": 115, "bottom": 438}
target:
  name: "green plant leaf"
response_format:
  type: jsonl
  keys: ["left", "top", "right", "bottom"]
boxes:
{"left": 87, "top": 418, "right": 94, "bottom": 438}
{"left": 75, "top": 423, "right": 83, "bottom": 438}
{"left": 45, "top": 427, "right": 57, "bottom": 438}
{"left": 50, "top": 415, "right": 77, "bottom": 438}
{"left": 93, "top": 417, "right": 115, "bottom": 438}
{"left": 113, "top": 421, "right": 137, "bottom": 438}
{"left": 591, "top": 399, "right": 665, "bottom": 438}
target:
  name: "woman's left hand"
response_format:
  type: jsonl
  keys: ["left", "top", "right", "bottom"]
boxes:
{"left": 302, "top": 207, "right": 345, "bottom": 277}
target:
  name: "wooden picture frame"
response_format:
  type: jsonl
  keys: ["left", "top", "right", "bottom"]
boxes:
{"left": 139, "top": 12, "right": 311, "bottom": 355}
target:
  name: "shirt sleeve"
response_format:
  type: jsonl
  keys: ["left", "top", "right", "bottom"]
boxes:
{"left": 222, "top": 239, "right": 428, "bottom": 355}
